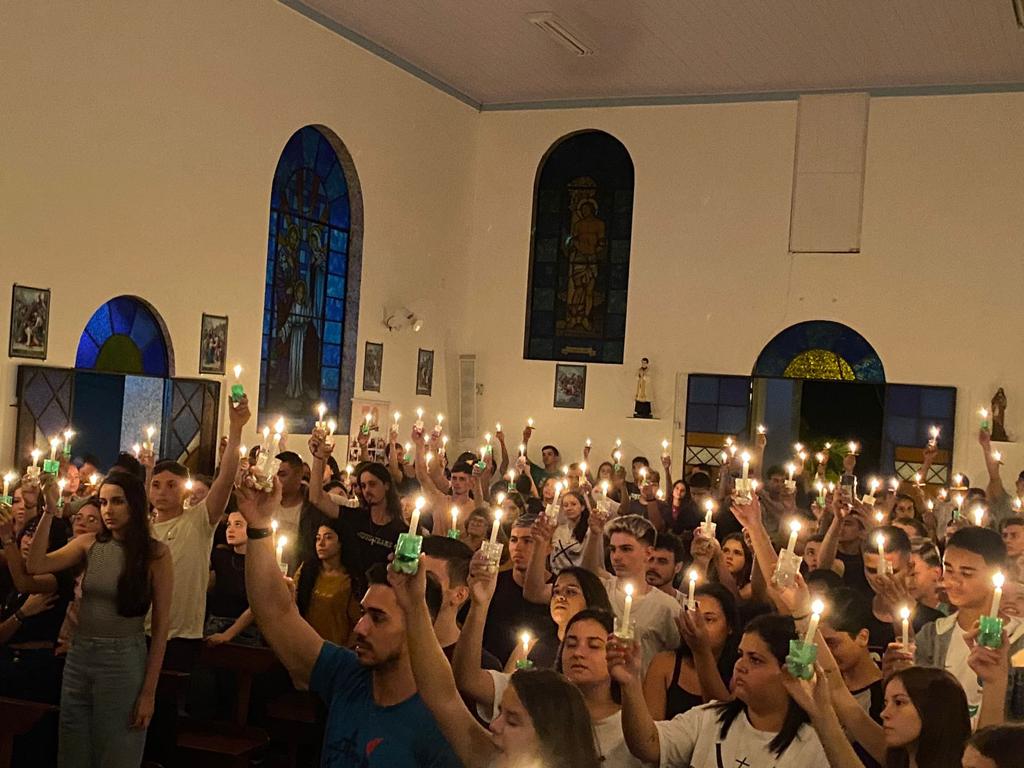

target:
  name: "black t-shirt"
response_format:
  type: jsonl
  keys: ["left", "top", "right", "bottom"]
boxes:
{"left": 864, "top": 601, "right": 944, "bottom": 654}
{"left": 336, "top": 508, "right": 405, "bottom": 593}
{"left": 837, "top": 551, "right": 873, "bottom": 599}
{"left": 713, "top": 499, "right": 744, "bottom": 541}
{"left": 482, "top": 570, "right": 557, "bottom": 666}
{"left": 208, "top": 546, "right": 248, "bottom": 619}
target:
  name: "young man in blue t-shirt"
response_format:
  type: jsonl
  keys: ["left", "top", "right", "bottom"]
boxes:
{"left": 238, "top": 479, "right": 460, "bottom": 767}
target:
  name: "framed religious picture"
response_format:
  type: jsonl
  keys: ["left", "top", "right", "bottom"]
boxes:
{"left": 8, "top": 284, "right": 50, "bottom": 360}
{"left": 198, "top": 313, "right": 228, "bottom": 375}
{"left": 416, "top": 348, "right": 434, "bottom": 396}
{"left": 363, "top": 341, "right": 383, "bottom": 392}
{"left": 554, "top": 363, "right": 587, "bottom": 409}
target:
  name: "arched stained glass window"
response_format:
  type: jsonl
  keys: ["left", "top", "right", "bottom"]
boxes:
{"left": 75, "top": 296, "right": 170, "bottom": 376}
{"left": 261, "top": 126, "right": 361, "bottom": 432}
{"left": 525, "top": 130, "right": 634, "bottom": 364}
{"left": 753, "top": 321, "right": 884, "bottom": 383}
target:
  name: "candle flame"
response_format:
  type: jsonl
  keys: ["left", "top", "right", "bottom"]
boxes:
{"left": 789, "top": 519, "right": 801, "bottom": 534}
{"left": 273, "top": 417, "right": 285, "bottom": 434}
{"left": 624, "top": 583, "right": 634, "bottom": 597}
{"left": 233, "top": 364, "right": 243, "bottom": 379}
{"left": 414, "top": 496, "right": 426, "bottom": 510}
{"left": 994, "top": 572, "right": 1005, "bottom": 589}
{"left": 811, "top": 599, "right": 825, "bottom": 616}
{"left": 688, "top": 569, "right": 698, "bottom": 582}
{"left": 899, "top": 605, "right": 911, "bottom": 620}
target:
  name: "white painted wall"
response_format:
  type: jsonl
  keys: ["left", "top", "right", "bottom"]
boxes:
{"left": 3, "top": 1, "right": 1024, "bottom": 487}
{"left": 0, "top": 0, "right": 476, "bottom": 463}
{"left": 455, "top": 95, "right": 1024, "bottom": 482}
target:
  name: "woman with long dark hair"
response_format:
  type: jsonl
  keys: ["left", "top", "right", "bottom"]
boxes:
{"left": 550, "top": 488, "right": 590, "bottom": 572}
{"left": 643, "top": 582, "right": 740, "bottom": 720}
{"left": 389, "top": 552, "right": 602, "bottom": 768}
{"left": 294, "top": 521, "right": 359, "bottom": 645}
{"left": 613, "top": 613, "right": 861, "bottom": 766}
{"left": 879, "top": 667, "right": 971, "bottom": 768}
{"left": 27, "top": 472, "right": 172, "bottom": 767}
{"left": 716, "top": 532, "right": 754, "bottom": 600}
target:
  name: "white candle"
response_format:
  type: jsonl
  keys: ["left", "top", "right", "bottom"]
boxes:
{"left": 450, "top": 506, "right": 459, "bottom": 530}
{"left": 328, "top": 419, "right": 339, "bottom": 439}
{"left": 899, "top": 605, "right": 911, "bottom": 647}
{"left": 31, "top": 449, "right": 41, "bottom": 467}
{"left": 973, "top": 506, "right": 985, "bottom": 526}
{"left": 741, "top": 451, "right": 750, "bottom": 480}
{"left": 794, "top": 443, "right": 804, "bottom": 453}
{"left": 875, "top": 533, "right": 887, "bottom": 574}
{"left": 980, "top": 408, "right": 990, "bottom": 429}
{"left": 928, "top": 425, "right": 940, "bottom": 446}
{"left": 393, "top": 411, "right": 401, "bottom": 426}
{"left": 63, "top": 429, "right": 74, "bottom": 454}
{"left": 661, "top": 439, "right": 670, "bottom": 457}
{"left": 585, "top": 437, "right": 591, "bottom": 447}
{"left": 613, "top": 450, "right": 622, "bottom": 465}
{"left": 786, "top": 519, "right": 800, "bottom": 553}
{"left": 639, "top": 467, "right": 647, "bottom": 482}
{"left": 276, "top": 535, "right": 288, "bottom": 566}
{"left": 991, "top": 572, "right": 1005, "bottom": 617}
{"left": 803, "top": 599, "right": 824, "bottom": 644}
{"left": 786, "top": 462, "right": 795, "bottom": 481}
{"left": 271, "top": 519, "right": 278, "bottom": 546}
{"left": 409, "top": 496, "right": 424, "bottom": 535}
{"left": 703, "top": 499, "right": 714, "bottom": 525}
{"left": 490, "top": 509, "right": 503, "bottom": 544}
{"left": 131, "top": 444, "right": 140, "bottom": 458}
{"left": 49, "top": 437, "right": 60, "bottom": 461}
{"left": 520, "top": 631, "right": 532, "bottom": 658}
{"left": 518, "top": 443, "right": 526, "bottom": 457}
{"left": 848, "top": 441, "right": 858, "bottom": 455}
{"left": 2, "top": 472, "right": 15, "bottom": 497}
{"left": 415, "top": 408, "right": 424, "bottom": 429}
{"left": 496, "top": 492, "right": 506, "bottom": 506}
{"left": 436, "top": 413, "right": 444, "bottom": 426}
{"left": 757, "top": 425, "right": 766, "bottom": 435}
{"left": 601, "top": 480, "right": 610, "bottom": 496}
{"left": 687, "top": 569, "right": 697, "bottom": 611}
{"left": 622, "top": 582, "right": 634, "bottom": 626}
{"left": 496, "top": 422, "right": 502, "bottom": 433}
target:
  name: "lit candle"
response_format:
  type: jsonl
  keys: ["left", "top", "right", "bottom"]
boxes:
{"left": 785, "top": 462, "right": 795, "bottom": 482}
{"left": 450, "top": 505, "right": 459, "bottom": 531}
{"left": 899, "top": 605, "right": 911, "bottom": 647}
{"left": 231, "top": 365, "right": 245, "bottom": 402}
{"left": 415, "top": 408, "right": 424, "bottom": 429}
{"left": 889, "top": 477, "right": 900, "bottom": 492}
{"left": 615, "top": 438, "right": 622, "bottom": 449}
{"left": 938, "top": 488, "right": 948, "bottom": 500}
{"left": 622, "top": 582, "right": 634, "bottom": 627}
{"left": 875, "top": 533, "right": 887, "bottom": 574}
{"left": 260, "top": 426, "right": 270, "bottom": 451}
{"left": 2, "top": 472, "right": 16, "bottom": 497}
{"left": 345, "top": 464, "right": 353, "bottom": 484}
{"left": 757, "top": 425, "right": 766, "bottom": 435}
{"left": 31, "top": 449, "right": 41, "bottom": 467}
{"left": 585, "top": 437, "right": 591, "bottom": 447}
{"left": 815, "top": 452, "right": 824, "bottom": 464}
{"left": 185, "top": 476, "right": 194, "bottom": 492}
{"left": 814, "top": 480, "right": 825, "bottom": 506}
{"left": 973, "top": 506, "right": 985, "bottom": 527}
{"left": 131, "top": 444, "right": 140, "bottom": 458}
{"left": 1015, "top": 498, "right": 1022, "bottom": 513}
{"left": 436, "top": 413, "right": 444, "bottom": 427}
{"left": 703, "top": 499, "right": 714, "bottom": 525}
{"left": 601, "top": 480, "right": 610, "bottom": 496}
{"left": 363, "top": 412, "right": 372, "bottom": 433}
{"left": 63, "top": 429, "right": 74, "bottom": 456}
{"left": 954, "top": 493, "right": 964, "bottom": 516}
{"left": 639, "top": 467, "right": 647, "bottom": 482}
{"left": 686, "top": 570, "right": 697, "bottom": 611}
{"left": 496, "top": 492, "right": 506, "bottom": 506}
{"left": 409, "top": 496, "right": 424, "bottom": 535}
{"left": 518, "top": 443, "right": 526, "bottom": 457}
{"left": 276, "top": 535, "right": 288, "bottom": 566}
{"left": 991, "top": 572, "right": 1005, "bottom": 616}
{"left": 953, "top": 473, "right": 964, "bottom": 489}
{"left": 803, "top": 599, "right": 824, "bottom": 644}
{"left": 725, "top": 437, "right": 733, "bottom": 447}
{"left": 490, "top": 508, "right": 503, "bottom": 544}
{"left": 496, "top": 422, "right": 502, "bottom": 433}
{"left": 741, "top": 451, "right": 750, "bottom": 480}
{"left": 393, "top": 411, "right": 401, "bottom": 427}
{"left": 404, "top": 443, "right": 412, "bottom": 462}
{"left": 425, "top": 452, "right": 434, "bottom": 467}
{"left": 928, "top": 425, "right": 940, "bottom": 447}
{"left": 980, "top": 408, "right": 990, "bottom": 430}
{"left": 579, "top": 461, "right": 588, "bottom": 474}
{"left": 729, "top": 445, "right": 738, "bottom": 458}
{"left": 786, "top": 519, "right": 801, "bottom": 553}
{"left": 927, "top": 499, "right": 935, "bottom": 513}
{"left": 527, "top": 418, "right": 534, "bottom": 428}
{"left": 661, "top": 439, "right": 670, "bottom": 457}
{"left": 613, "top": 450, "right": 622, "bottom": 465}
{"left": 848, "top": 441, "right": 859, "bottom": 455}
{"left": 656, "top": 488, "right": 665, "bottom": 500}
{"left": 520, "top": 631, "right": 532, "bottom": 660}
{"left": 145, "top": 425, "right": 155, "bottom": 451}
{"left": 913, "top": 472, "right": 922, "bottom": 486}
{"left": 327, "top": 419, "right": 337, "bottom": 439}
{"left": 561, "top": 465, "right": 569, "bottom": 477}
{"left": 271, "top": 519, "right": 279, "bottom": 545}
{"left": 507, "top": 469, "right": 516, "bottom": 486}
{"left": 992, "top": 450, "right": 1003, "bottom": 465}
{"left": 794, "top": 443, "right": 804, "bottom": 453}
{"left": 874, "top": 511, "right": 884, "bottom": 525}
{"left": 48, "top": 437, "right": 60, "bottom": 462}
{"left": 824, "top": 442, "right": 832, "bottom": 450}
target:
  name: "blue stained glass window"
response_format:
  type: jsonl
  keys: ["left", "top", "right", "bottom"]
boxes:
{"left": 753, "top": 321, "right": 885, "bottom": 383}
{"left": 75, "top": 297, "right": 169, "bottom": 376}
{"left": 261, "top": 127, "right": 354, "bottom": 431}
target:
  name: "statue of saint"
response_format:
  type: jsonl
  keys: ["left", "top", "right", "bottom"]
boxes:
{"left": 992, "top": 387, "right": 1009, "bottom": 442}
{"left": 634, "top": 358, "right": 652, "bottom": 418}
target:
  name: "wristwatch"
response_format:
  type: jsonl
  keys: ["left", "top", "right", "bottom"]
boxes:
{"left": 247, "top": 527, "right": 272, "bottom": 540}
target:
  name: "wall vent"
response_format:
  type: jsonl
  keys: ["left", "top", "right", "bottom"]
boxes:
{"left": 526, "top": 12, "right": 594, "bottom": 56}
{"left": 458, "top": 355, "right": 477, "bottom": 439}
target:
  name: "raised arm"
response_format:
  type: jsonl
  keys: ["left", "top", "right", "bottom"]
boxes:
{"left": 523, "top": 516, "right": 554, "bottom": 604}
{"left": 25, "top": 510, "right": 90, "bottom": 575}
{"left": 204, "top": 394, "right": 249, "bottom": 525}
{"left": 968, "top": 625, "right": 1010, "bottom": 729}
{"left": 239, "top": 478, "right": 324, "bottom": 688}
{"left": 307, "top": 436, "right": 342, "bottom": 518}
{"left": 413, "top": 428, "right": 449, "bottom": 514}
{"left": 452, "top": 552, "right": 501, "bottom": 707}
{"left": 783, "top": 668, "right": 867, "bottom": 768}
{"left": 729, "top": 495, "right": 779, "bottom": 576}
{"left": 677, "top": 608, "right": 731, "bottom": 702}
{"left": 389, "top": 556, "right": 497, "bottom": 767}
{"left": 817, "top": 491, "right": 845, "bottom": 573}
{"left": 580, "top": 503, "right": 611, "bottom": 579}
{"left": 0, "top": 507, "right": 57, "bottom": 593}
{"left": 609, "top": 635, "right": 661, "bottom": 764}
{"left": 495, "top": 428, "right": 510, "bottom": 478}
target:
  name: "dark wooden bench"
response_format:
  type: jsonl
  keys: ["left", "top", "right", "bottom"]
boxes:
{"left": 0, "top": 697, "right": 58, "bottom": 768}
{"left": 266, "top": 690, "right": 323, "bottom": 768}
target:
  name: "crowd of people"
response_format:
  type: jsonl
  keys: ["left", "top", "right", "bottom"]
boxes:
{"left": 2, "top": 394, "right": 1024, "bottom": 767}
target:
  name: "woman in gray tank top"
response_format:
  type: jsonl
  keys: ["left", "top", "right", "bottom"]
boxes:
{"left": 28, "top": 472, "right": 173, "bottom": 768}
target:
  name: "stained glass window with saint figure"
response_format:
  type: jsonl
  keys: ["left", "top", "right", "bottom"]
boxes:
{"left": 261, "top": 127, "right": 352, "bottom": 432}
{"left": 525, "top": 130, "right": 634, "bottom": 364}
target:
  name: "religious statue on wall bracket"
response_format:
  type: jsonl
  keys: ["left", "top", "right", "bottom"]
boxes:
{"left": 633, "top": 357, "right": 652, "bottom": 418}
{"left": 991, "top": 387, "right": 1009, "bottom": 442}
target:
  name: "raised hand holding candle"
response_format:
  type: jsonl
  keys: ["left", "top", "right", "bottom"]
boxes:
{"left": 231, "top": 365, "right": 245, "bottom": 402}
{"left": 661, "top": 439, "right": 670, "bottom": 457}
{"left": 415, "top": 408, "right": 424, "bottom": 430}
{"left": 899, "top": 606, "right": 911, "bottom": 647}
{"left": 496, "top": 422, "right": 502, "bottom": 433}
{"left": 145, "top": 426, "right": 156, "bottom": 451}
{"left": 516, "top": 631, "right": 534, "bottom": 670}
{"left": 449, "top": 506, "right": 460, "bottom": 537}
{"left": 803, "top": 599, "right": 824, "bottom": 644}
{"left": 875, "top": 533, "right": 887, "bottom": 574}
{"left": 622, "top": 583, "right": 634, "bottom": 627}
{"left": 687, "top": 570, "right": 697, "bottom": 611}
{"left": 928, "top": 425, "right": 940, "bottom": 447}
{"left": 63, "top": 429, "right": 74, "bottom": 457}
{"left": 527, "top": 418, "right": 534, "bottom": 428}
{"left": 490, "top": 509, "right": 503, "bottom": 544}
{"left": 49, "top": 437, "right": 60, "bottom": 461}
{"left": 757, "top": 425, "right": 766, "bottom": 435}
{"left": 980, "top": 408, "right": 990, "bottom": 430}
{"left": 786, "top": 519, "right": 801, "bottom": 553}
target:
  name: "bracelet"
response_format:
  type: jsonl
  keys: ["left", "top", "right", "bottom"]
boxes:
{"left": 13, "top": 609, "right": 26, "bottom": 623}
{"left": 247, "top": 527, "right": 272, "bottom": 540}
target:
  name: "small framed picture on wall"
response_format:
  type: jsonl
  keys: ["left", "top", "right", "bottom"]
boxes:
{"left": 198, "top": 313, "right": 228, "bottom": 375}
{"left": 363, "top": 341, "right": 383, "bottom": 392}
{"left": 554, "top": 363, "right": 586, "bottom": 409}
{"left": 8, "top": 284, "right": 50, "bottom": 360}
{"left": 416, "top": 348, "right": 434, "bottom": 396}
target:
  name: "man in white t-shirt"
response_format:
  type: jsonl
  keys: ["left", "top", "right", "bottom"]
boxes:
{"left": 582, "top": 513, "right": 680, "bottom": 672}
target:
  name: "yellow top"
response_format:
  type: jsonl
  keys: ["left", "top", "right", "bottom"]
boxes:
{"left": 297, "top": 565, "right": 360, "bottom": 647}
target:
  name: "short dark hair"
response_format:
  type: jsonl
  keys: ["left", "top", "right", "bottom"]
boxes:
{"left": 894, "top": 517, "right": 928, "bottom": 537}
{"left": 652, "top": 531, "right": 686, "bottom": 564}
{"left": 968, "top": 724, "right": 1024, "bottom": 767}
{"left": 860, "top": 525, "right": 912, "bottom": 557}
{"left": 688, "top": 472, "right": 711, "bottom": 490}
{"left": 766, "top": 465, "right": 784, "bottom": 478}
{"left": 366, "top": 562, "right": 442, "bottom": 619}
{"left": 109, "top": 452, "right": 145, "bottom": 484}
{"left": 946, "top": 527, "right": 1007, "bottom": 567}
{"left": 421, "top": 535, "right": 473, "bottom": 586}
{"left": 450, "top": 461, "right": 473, "bottom": 476}
{"left": 276, "top": 451, "right": 303, "bottom": 470}
{"left": 541, "top": 445, "right": 559, "bottom": 456}
{"left": 805, "top": 568, "right": 845, "bottom": 595}
{"left": 1001, "top": 516, "right": 1024, "bottom": 531}
{"left": 152, "top": 460, "right": 188, "bottom": 479}
{"left": 631, "top": 456, "right": 650, "bottom": 467}
{"left": 826, "top": 587, "right": 873, "bottom": 639}
{"left": 80, "top": 453, "right": 102, "bottom": 468}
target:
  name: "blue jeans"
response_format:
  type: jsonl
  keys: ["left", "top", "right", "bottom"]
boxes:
{"left": 59, "top": 635, "right": 148, "bottom": 768}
